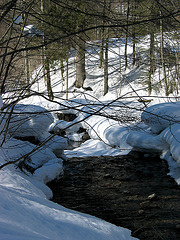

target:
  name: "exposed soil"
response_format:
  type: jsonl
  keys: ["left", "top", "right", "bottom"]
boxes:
{"left": 47, "top": 151, "right": 180, "bottom": 240}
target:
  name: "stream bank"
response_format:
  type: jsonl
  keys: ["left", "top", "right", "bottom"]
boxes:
{"left": 47, "top": 151, "right": 180, "bottom": 240}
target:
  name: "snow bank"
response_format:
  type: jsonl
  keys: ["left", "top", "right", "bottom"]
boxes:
{"left": 50, "top": 118, "right": 83, "bottom": 135}
{"left": 0, "top": 136, "right": 63, "bottom": 169}
{"left": 0, "top": 167, "right": 138, "bottom": 240}
{"left": 33, "top": 158, "right": 63, "bottom": 183}
{"left": 84, "top": 116, "right": 132, "bottom": 151}
{"left": 2, "top": 104, "right": 54, "bottom": 141}
{"left": 65, "top": 139, "right": 128, "bottom": 158}
{"left": 126, "top": 101, "right": 180, "bottom": 184}
{"left": 160, "top": 124, "right": 180, "bottom": 164}
{"left": 51, "top": 110, "right": 132, "bottom": 155}
{"left": 138, "top": 102, "right": 180, "bottom": 166}
{"left": 0, "top": 103, "right": 68, "bottom": 167}
{"left": 126, "top": 131, "right": 167, "bottom": 152}
{"left": 141, "top": 102, "right": 180, "bottom": 133}
{"left": 45, "top": 135, "right": 68, "bottom": 157}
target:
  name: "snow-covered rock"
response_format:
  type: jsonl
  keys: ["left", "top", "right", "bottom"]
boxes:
{"left": 2, "top": 104, "right": 54, "bottom": 141}
{"left": 23, "top": 24, "right": 43, "bottom": 37}
{"left": 33, "top": 158, "right": 63, "bottom": 183}
{"left": 49, "top": 119, "right": 83, "bottom": 135}
{"left": 141, "top": 102, "right": 180, "bottom": 133}
{"left": 65, "top": 139, "right": 127, "bottom": 158}
{"left": 85, "top": 116, "right": 131, "bottom": 150}
{"left": 0, "top": 137, "right": 61, "bottom": 168}
{"left": 45, "top": 135, "right": 68, "bottom": 157}
{"left": 160, "top": 124, "right": 180, "bottom": 165}
{"left": 126, "top": 131, "right": 168, "bottom": 152}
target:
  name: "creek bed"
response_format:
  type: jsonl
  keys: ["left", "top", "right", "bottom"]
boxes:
{"left": 47, "top": 151, "right": 180, "bottom": 240}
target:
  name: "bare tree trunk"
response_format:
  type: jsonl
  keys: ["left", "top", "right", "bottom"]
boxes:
{"left": 160, "top": 15, "right": 168, "bottom": 95}
{"left": 45, "top": 56, "right": 53, "bottom": 100}
{"left": 41, "top": 43, "right": 47, "bottom": 86}
{"left": 99, "top": 0, "right": 106, "bottom": 69}
{"left": 41, "top": 0, "right": 53, "bottom": 100}
{"left": 24, "top": 38, "right": 30, "bottom": 93}
{"left": 103, "top": 0, "right": 111, "bottom": 95}
{"left": 104, "top": 37, "right": 109, "bottom": 95}
{"left": 132, "top": 29, "right": 136, "bottom": 66}
{"left": 60, "top": 58, "right": 65, "bottom": 83}
{"left": 175, "top": 49, "right": 179, "bottom": 93}
{"left": 119, "top": 46, "right": 122, "bottom": 95}
{"left": 41, "top": 0, "right": 46, "bottom": 86}
{"left": 99, "top": 28, "right": 104, "bottom": 69}
{"left": 132, "top": 0, "right": 137, "bottom": 66}
{"left": 66, "top": 56, "right": 69, "bottom": 100}
{"left": 125, "top": 0, "right": 130, "bottom": 70}
{"left": 148, "top": 31, "right": 155, "bottom": 95}
{"left": 75, "top": 33, "right": 86, "bottom": 88}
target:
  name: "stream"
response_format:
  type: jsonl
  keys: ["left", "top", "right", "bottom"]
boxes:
{"left": 48, "top": 151, "right": 180, "bottom": 240}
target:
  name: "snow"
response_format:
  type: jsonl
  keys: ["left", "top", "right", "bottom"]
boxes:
{"left": 0, "top": 95, "right": 3, "bottom": 109}
{"left": 141, "top": 102, "right": 180, "bottom": 134}
{"left": 0, "top": 137, "right": 58, "bottom": 168}
{"left": 65, "top": 139, "right": 128, "bottom": 158}
{"left": 2, "top": 104, "right": 54, "bottom": 141}
{"left": 161, "top": 124, "right": 180, "bottom": 165}
{"left": 23, "top": 25, "right": 43, "bottom": 37}
{"left": 126, "top": 131, "right": 166, "bottom": 152}
{"left": 1, "top": 35, "right": 180, "bottom": 240}
{"left": 13, "top": 15, "right": 23, "bottom": 24}
{"left": 0, "top": 169, "right": 137, "bottom": 240}
{"left": 33, "top": 158, "right": 63, "bottom": 184}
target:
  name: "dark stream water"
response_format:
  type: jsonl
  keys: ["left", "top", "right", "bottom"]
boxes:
{"left": 48, "top": 151, "right": 180, "bottom": 240}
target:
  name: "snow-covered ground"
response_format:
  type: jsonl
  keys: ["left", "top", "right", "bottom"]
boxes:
{"left": 0, "top": 37, "right": 180, "bottom": 239}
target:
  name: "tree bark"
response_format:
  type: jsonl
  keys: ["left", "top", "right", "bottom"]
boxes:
{"left": 75, "top": 33, "right": 86, "bottom": 88}
{"left": 66, "top": 56, "right": 69, "bottom": 100}
{"left": 60, "top": 58, "right": 65, "bottom": 83}
{"left": 104, "top": 37, "right": 109, "bottom": 95}
{"left": 148, "top": 31, "right": 155, "bottom": 95}
{"left": 99, "top": 0, "right": 106, "bottom": 69}
{"left": 45, "top": 56, "right": 53, "bottom": 100}
{"left": 99, "top": 28, "right": 104, "bottom": 69}
{"left": 24, "top": 38, "right": 30, "bottom": 92}
{"left": 132, "top": 0, "right": 137, "bottom": 66}
{"left": 132, "top": 30, "right": 136, "bottom": 66}
{"left": 160, "top": 15, "right": 168, "bottom": 95}
{"left": 125, "top": 0, "right": 130, "bottom": 70}
{"left": 41, "top": 0, "right": 53, "bottom": 100}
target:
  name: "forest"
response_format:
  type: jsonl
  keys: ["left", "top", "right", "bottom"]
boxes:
{"left": 0, "top": 1, "right": 180, "bottom": 240}
{"left": 0, "top": 0, "right": 179, "bottom": 101}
